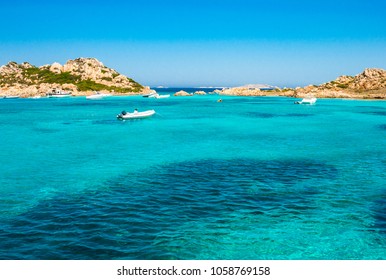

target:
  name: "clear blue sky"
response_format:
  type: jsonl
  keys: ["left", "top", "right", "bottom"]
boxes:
{"left": 1, "top": 0, "right": 386, "bottom": 87}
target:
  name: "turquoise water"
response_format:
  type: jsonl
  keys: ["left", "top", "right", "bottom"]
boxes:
{"left": 0, "top": 92, "right": 385, "bottom": 259}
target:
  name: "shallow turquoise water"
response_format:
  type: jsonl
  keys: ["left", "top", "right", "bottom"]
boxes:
{"left": 0, "top": 93, "right": 385, "bottom": 259}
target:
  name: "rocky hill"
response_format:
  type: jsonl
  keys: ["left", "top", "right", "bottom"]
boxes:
{"left": 321, "top": 68, "right": 386, "bottom": 91}
{"left": 0, "top": 58, "right": 149, "bottom": 97}
{"left": 217, "top": 68, "right": 386, "bottom": 99}
{"left": 290, "top": 68, "right": 386, "bottom": 99}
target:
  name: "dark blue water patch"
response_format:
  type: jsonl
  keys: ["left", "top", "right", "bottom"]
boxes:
{"left": 361, "top": 111, "right": 386, "bottom": 116}
{"left": 60, "top": 120, "right": 90, "bottom": 126}
{"left": 356, "top": 105, "right": 386, "bottom": 110}
{"left": 245, "top": 112, "right": 277, "bottom": 118}
{"left": 0, "top": 158, "right": 337, "bottom": 260}
{"left": 0, "top": 109, "right": 23, "bottom": 114}
{"left": 285, "top": 113, "right": 314, "bottom": 117}
{"left": 152, "top": 158, "right": 334, "bottom": 216}
{"left": 245, "top": 112, "right": 314, "bottom": 118}
{"left": 378, "top": 124, "right": 386, "bottom": 130}
{"left": 371, "top": 194, "right": 386, "bottom": 236}
{"left": 33, "top": 127, "right": 61, "bottom": 133}
{"left": 48, "top": 119, "right": 91, "bottom": 126}
{"left": 92, "top": 119, "right": 121, "bottom": 125}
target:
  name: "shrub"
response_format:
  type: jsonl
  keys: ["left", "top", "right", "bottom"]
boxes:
{"left": 76, "top": 79, "right": 109, "bottom": 91}
{"left": 337, "top": 84, "right": 349, "bottom": 89}
{"left": 23, "top": 68, "right": 81, "bottom": 84}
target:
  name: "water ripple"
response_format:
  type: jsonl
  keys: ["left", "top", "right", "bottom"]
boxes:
{"left": 0, "top": 158, "right": 339, "bottom": 259}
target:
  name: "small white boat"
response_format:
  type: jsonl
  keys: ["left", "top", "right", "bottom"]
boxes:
{"left": 4, "top": 95, "right": 19, "bottom": 99}
{"left": 86, "top": 92, "right": 111, "bottom": 99}
{"left": 147, "top": 93, "right": 170, "bottom": 99}
{"left": 117, "top": 109, "right": 156, "bottom": 120}
{"left": 295, "top": 96, "right": 317, "bottom": 105}
{"left": 142, "top": 93, "right": 157, "bottom": 98}
{"left": 142, "top": 90, "right": 157, "bottom": 98}
{"left": 47, "top": 89, "right": 72, "bottom": 98}
{"left": 155, "top": 94, "right": 170, "bottom": 99}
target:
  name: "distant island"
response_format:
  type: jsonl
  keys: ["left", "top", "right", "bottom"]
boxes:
{"left": 0, "top": 58, "right": 150, "bottom": 97}
{"left": 1, "top": 57, "right": 385, "bottom": 99}
{"left": 217, "top": 68, "right": 386, "bottom": 99}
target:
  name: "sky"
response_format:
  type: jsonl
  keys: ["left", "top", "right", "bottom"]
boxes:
{"left": 1, "top": 0, "right": 386, "bottom": 87}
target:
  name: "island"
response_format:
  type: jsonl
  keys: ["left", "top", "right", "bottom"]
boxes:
{"left": 0, "top": 58, "right": 151, "bottom": 98}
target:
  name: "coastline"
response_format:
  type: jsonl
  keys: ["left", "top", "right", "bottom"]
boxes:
{"left": 1, "top": 89, "right": 386, "bottom": 100}
{"left": 1, "top": 60, "right": 385, "bottom": 99}
{"left": 4, "top": 84, "right": 385, "bottom": 100}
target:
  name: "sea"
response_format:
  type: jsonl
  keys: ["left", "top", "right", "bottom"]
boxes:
{"left": 0, "top": 88, "right": 385, "bottom": 260}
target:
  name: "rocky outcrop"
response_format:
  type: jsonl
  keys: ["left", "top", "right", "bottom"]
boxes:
{"left": 174, "top": 90, "right": 193, "bottom": 96}
{"left": 0, "top": 58, "right": 147, "bottom": 97}
{"left": 217, "top": 84, "right": 281, "bottom": 96}
{"left": 61, "top": 58, "right": 127, "bottom": 88}
{"left": 220, "top": 86, "right": 262, "bottom": 96}
{"left": 290, "top": 68, "right": 386, "bottom": 99}
{"left": 49, "top": 62, "right": 63, "bottom": 74}
{"left": 211, "top": 89, "right": 222, "bottom": 94}
{"left": 323, "top": 68, "right": 386, "bottom": 91}
{"left": 194, "top": 90, "right": 206, "bottom": 95}
{"left": 216, "top": 68, "right": 386, "bottom": 99}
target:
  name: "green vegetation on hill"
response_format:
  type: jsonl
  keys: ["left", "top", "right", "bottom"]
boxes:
{"left": 0, "top": 74, "right": 16, "bottom": 86}
{"left": 23, "top": 68, "right": 80, "bottom": 84}
{"left": 76, "top": 79, "right": 142, "bottom": 93}
{"left": 337, "top": 83, "right": 349, "bottom": 89}
{"left": 0, "top": 65, "right": 143, "bottom": 93}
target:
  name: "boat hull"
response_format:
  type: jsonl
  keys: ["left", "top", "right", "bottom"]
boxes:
{"left": 144, "top": 93, "right": 170, "bottom": 99}
{"left": 155, "top": 94, "right": 170, "bottom": 99}
{"left": 117, "top": 110, "right": 156, "bottom": 120}
{"left": 47, "top": 94, "right": 71, "bottom": 98}
{"left": 295, "top": 97, "right": 317, "bottom": 105}
{"left": 86, "top": 94, "right": 111, "bottom": 99}
{"left": 4, "top": 96, "right": 20, "bottom": 99}
{"left": 142, "top": 94, "right": 156, "bottom": 98}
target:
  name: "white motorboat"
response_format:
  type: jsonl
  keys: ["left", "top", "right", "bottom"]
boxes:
{"left": 147, "top": 93, "right": 170, "bottom": 99}
{"left": 4, "top": 95, "right": 20, "bottom": 99}
{"left": 117, "top": 109, "right": 156, "bottom": 120}
{"left": 295, "top": 96, "right": 317, "bottom": 105}
{"left": 47, "top": 89, "right": 72, "bottom": 98}
{"left": 86, "top": 92, "right": 111, "bottom": 99}
{"left": 155, "top": 94, "right": 170, "bottom": 99}
{"left": 142, "top": 90, "right": 157, "bottom": 98}
{"left": 142, "top": 93, "right": 157, "bottom": 98}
